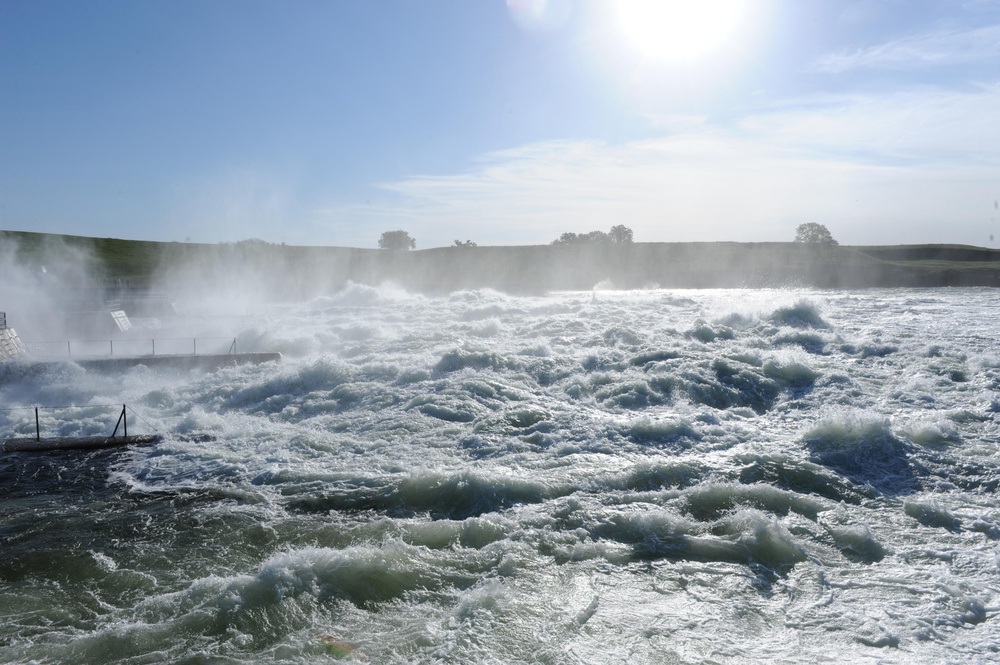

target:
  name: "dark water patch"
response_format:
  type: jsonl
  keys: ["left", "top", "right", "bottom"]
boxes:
{"left": 746, "top": 561, "right": 784, "bottom": 596}
{"left": 285, "top": 470, "right": 558, "bottom": 520}
{"left": 29, "top": 543, "right": 491, "bottom": 662}
{"left": 563, "top": 380, "right": 588, "bottom": 400}
{"left": 969, "top": 518, "right": 1000, "bottom": 540}
{"left": 435, "top": 349, "right": 516, "bottom": 374}
{"left": 802, "top": 417, "right": 921, "bottom": 496}
{"left": 855, "top": 632, "right": 901, "bottom": 649}
{"left": 597, "top": 379, "right": 674, "bottom": 410}
{"left": 504, "top": 408, "right": 550, "bottom": 428}
{"left": 928, "top": 363, "right": 969, "bottom": 383}
{"left": 460, "top": 434, "right": 545, "bottom": 460}
{"left": 769, "top": 301, "right": 829, "bottom": 329}
{"left": 472, "top": 407, "right": 551, "bottom": 436}
{"left": 222, "top": 544, "right": 479, "bottom": 612}
{"left": 737, "top": 454, "right": 872, "bottom": 504}
{"left": 686, "top": 322, "right": 735, "bottom": 343}
{"left": 601, "top": 326, "right": 642, "bottom": 347}
{"left": 0, "top": 448, "right": 126, "bottom": 501}
{"left": 626, "top": 418, "right": 699, "bottom": 447}
{"left": 704, "top": 511, "right": 808, "bottom": 568}
{"left": 0, "top": 524, "right": 123, "bottom": 586}
{"left": 903, "top": 499, "right": 961, "bottom": 531}
{"left": 924, "top": 344, "right": 946, "bottom": 358}
{"left": 581, "top": 351, "right": 627, "bottom": 373}
{"left": 824, "top": 522, "right": 887, "bottom": 563}
{"left": 523, "top": 356, "right": 574, "bottom": 387}
{"left": 684, "top": 359, "right": 780, "bottom": 414}
{"left": 612, "top": 461, "right": 708, "bottom": 491}
{"left": 683, "top": 483, "right": 826, "bottom": 521}
{"left": 948, "top": 409, "right": 991, "bottom": 424}
{"left": 858, "top": 342, "right": 898, "bottom": 358}
{"left": 418, "top": 402, "right": 477, "bottom": 422}
{"left": 0, "top": 359, "right": 85, "bottom": 387}
{"left": 1, "top": 476, "right": 279, "bottom": 615}
{"left": 395, "top": 471, "right": 555, "bottom": 519}
{"left": 597, "top": 508, "right": 807, "bottom": 571}
{"left": 629, "top": 350, "right": 681, "bottom": 366}
{"left": 217, "top": 357, "right": 354, "bottom": 414}
{"left": 772, "top": 331, "right": 828, "bottom": 354}
{"left": 910, "top": 450, "right": 1000, "bottom": 493}
{"left": 762, "top": 359, "right": 819, "bottom": 397}
{"left": 902, "top": 422, "right": 962, "bottom": 449}
{"left": 406, "top": 390, "right": 484, "bottom": 423}
{"left": 716, "top": 312, "right": 755, "bottom": 330}
{"left": 395, "top": 368, "right": 432, "bottom": 385}
{"left": 394, "top": 515, "right": 513, "bottom": 551}
{"left": 648, "top": 374, "right": 679, "bottom": 398}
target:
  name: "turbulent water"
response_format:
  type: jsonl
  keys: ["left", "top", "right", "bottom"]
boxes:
{"left": 2, "top": 286, "right": 999, "bottom": 663}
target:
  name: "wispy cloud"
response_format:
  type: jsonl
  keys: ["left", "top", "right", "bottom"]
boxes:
{"left": 811, "top": 24, "right": 1000, "bottom": 73}
{"left": 737, "top": 85, "right": 1000, "bottom": 167}
{"left": 320, "top": 85, "right": 1000, "bottom": 248}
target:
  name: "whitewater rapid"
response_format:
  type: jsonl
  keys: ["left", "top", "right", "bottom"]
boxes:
{"left": 1, "top": 286, "right": 999, "bottom": 663}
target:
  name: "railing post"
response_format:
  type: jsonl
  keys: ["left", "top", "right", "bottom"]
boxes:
{"left": 111, "top": 404, "right": 127, "bottom": 438}
{"left": 35, "top": 407, "right": 40, "bottom": 441}
{"left": 67, "top": 341, "right": 71, "bottom": 357}
{"left": 193, "top": 338, "right": 197, "bottom": 355}
{"left": 152, "top": 338, "right": 156, "bottom": 356}
{"left": 110, "top": 339, "right": 114, "bottom": 356}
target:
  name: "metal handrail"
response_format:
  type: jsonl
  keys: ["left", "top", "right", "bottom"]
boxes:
{"left": 2, "top": 403, "right": 141, "bottom": 441}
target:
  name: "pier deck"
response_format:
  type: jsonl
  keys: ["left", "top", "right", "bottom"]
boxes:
{"left": 3, "top": 434, "right": 162, "bottom": 452}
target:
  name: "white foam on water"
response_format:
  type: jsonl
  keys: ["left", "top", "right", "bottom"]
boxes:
{"left": 3, "top": 286, "right": 1000, "bottom": 662}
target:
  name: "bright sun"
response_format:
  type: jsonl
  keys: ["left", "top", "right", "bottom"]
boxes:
{"left": 616, "top": 0, "right": 749, "bottom": 63}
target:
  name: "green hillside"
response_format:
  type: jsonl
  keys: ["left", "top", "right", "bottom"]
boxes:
{"left": 3, "top": 230, "right": 999, "bottom": 295}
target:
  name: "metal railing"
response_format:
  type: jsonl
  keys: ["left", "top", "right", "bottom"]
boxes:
{"left": 25, "top": 336, "right": 238, "bottom": 358}
{"left": 1, "top": 403, "right": 155, "bottom": 442}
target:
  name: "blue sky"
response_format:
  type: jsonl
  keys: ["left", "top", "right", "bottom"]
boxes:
{"left": 2, "top": 0, "right": 998, "bottom": 248}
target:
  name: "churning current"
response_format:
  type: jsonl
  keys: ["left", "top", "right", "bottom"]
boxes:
{"left": 2, "top": 286, "right": 999, "bottom": 663}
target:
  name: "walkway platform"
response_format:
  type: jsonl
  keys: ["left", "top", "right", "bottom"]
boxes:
{"left": 7, "top": 352, "right": 281, "bottom": 373}
{"left": 3, "top": 434, "right": 162, "bottom": 452}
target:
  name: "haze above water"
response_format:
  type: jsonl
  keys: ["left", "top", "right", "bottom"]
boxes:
{"left": 2, "top": 283, "right": 999, "bottom": 663}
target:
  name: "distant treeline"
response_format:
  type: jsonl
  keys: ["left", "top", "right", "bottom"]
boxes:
{"left": 3, "top": 231, "right": 999, "bottom": 298}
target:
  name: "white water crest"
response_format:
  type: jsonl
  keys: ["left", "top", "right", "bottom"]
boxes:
{"left": 2, "top": 286, "right": 1000, "bottom": 663}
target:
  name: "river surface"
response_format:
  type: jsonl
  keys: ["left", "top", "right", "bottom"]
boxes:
{"left": 1, "top": 286, "right": 999, "bottom": 663}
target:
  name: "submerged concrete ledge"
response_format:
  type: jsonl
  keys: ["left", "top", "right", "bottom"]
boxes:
{"left": 3, "top": 434, "right": 162, "bottom": 452}
{"left": 74, "top": 352, "right": 282, "bottom": 371}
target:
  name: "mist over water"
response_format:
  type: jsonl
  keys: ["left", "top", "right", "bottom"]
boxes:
{"left": 2, "top": 284, "right": 1000, "bottom": 663}
{"left": 0, "top": 236, "right": 107, "bottom": 341}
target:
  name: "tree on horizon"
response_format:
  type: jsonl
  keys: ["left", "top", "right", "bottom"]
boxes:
{"left": 378, "top": 230, "right": 416, "bottom": 251}
{"left": 551, "top": 225, "right": 634, "bottom": 245}
{"left": 794, "top": 223, "right": 838, "bottom": 245}
{"left": 609, "top": 224, "right": 634, "bottom": 244}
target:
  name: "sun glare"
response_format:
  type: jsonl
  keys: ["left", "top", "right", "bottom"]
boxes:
{"left": 616, "top": 0, "right": 749, "bottom": 63}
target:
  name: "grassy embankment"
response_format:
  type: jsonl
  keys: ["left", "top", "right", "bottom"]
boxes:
{"left": 2, "top": 230, "right": 999, "bottom": 296}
